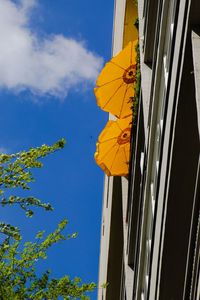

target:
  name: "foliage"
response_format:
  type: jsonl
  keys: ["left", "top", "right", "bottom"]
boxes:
{"left": 134, "top": 18, "right": 139, "bottom": 30}
{"left": 0, "top": 220, "right": 95, "bottom": 300}
{"left": 133, "top": 0, "right": 138, "bottom": 7}
{"left": 131, "top": 43, "right": 141, "bottom": 125}
{"left": 0, "top": 140, "right": 65, "bottom": 236}
{"left": 0, "top": 140, "right": 96, "bottom": 299}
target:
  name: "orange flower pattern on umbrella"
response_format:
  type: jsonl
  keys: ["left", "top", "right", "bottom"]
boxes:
{"left": 94, "top": 116, "right": 132, "bottom": 176}
{"left": 94, "top": 40, "right": 138, "bottom": 119}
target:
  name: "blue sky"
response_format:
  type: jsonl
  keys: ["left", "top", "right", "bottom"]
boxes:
{"left": 0, "top": 0, "right": 114, "bottom": 298}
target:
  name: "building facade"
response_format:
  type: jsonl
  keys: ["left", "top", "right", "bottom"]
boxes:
{"left": 98, "top": 0, "right": 200, "bottom": 299}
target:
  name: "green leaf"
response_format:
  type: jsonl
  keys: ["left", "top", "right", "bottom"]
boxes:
{"left": 0, "top": 139, "right": 96, "bottom": 299}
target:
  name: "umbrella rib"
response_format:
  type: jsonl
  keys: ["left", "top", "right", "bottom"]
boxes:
{"left": 110, "top": 145, "right": 120, "bottom": 172}
{"left": 115, "top": 121, "right": 124, "bottom": 132}
{"left": 130, "top": 41, "right": 133, "bottom": 65}
{"left": 123, "top": 146, "right": 129, "bottom": 174}
{"left": 119, "top": 84, "right": 129, "bottom": 118}
{"left": 123, "top": 146, "right": 129, "bottom": 164}
{"left": 99, "top": 137, "right": 117, "bottom": 144}
{"left": 127, "top": 84, "right": 135, "bottom": 104}
{"left": 116, "top": 116, "right": 132, "bottom": 132}
{"left": 103, "top": 82, "right": 126, "bottom": 109}
{"left": 127, "top": 84, "right": 134, "bottom": 102}
{"left": 97, "top": 76, "right": 122, "bottom": 88}
{"left": 100, "top": 143, "right": 119, "bottom": 161}
{"left": 110, "top": 61, "right": 126, "bottom": 71}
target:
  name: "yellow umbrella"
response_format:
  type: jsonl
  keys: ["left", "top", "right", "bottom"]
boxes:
{"left": 123, "top": 0, "right": 138, "bottom": 47}
{"left": 94, "top": 116, "right": 132, "bottom": 176}
{"left": 94, "top": 40, "right": 138, "bottom": 119}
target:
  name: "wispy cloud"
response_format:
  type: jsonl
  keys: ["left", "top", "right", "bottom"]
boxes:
{"left": 0, "top": 0, "right": 103, "bottom": 99}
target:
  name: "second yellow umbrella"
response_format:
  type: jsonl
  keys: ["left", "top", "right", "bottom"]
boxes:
{"left": 94, "top": 40, "right": 138, "bottom": 119}
{"left": 94, "top": 116, "right": 132, "bottom": 176}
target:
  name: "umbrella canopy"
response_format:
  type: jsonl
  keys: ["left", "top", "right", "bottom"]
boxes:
{"left": 94, "top": 116, "right": 132, "bottom": 176}
{"left": 94, "top": 40, "right": 138, "bottom": 119}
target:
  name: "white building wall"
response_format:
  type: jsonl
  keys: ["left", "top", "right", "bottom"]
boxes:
{"left": 97, "top": 1, "right": 127, "bottom": 299}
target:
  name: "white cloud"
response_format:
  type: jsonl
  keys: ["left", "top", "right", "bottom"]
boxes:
{"left": 0, "top": 0, "right": 103, "bottom": 98}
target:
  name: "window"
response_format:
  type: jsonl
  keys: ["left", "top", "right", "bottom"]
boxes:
{"left": 138, "top": 1, "right": 178, "bottom": 298}
{"left": 143, "top": 0, "right": 160, "bottom": 66}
